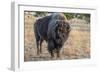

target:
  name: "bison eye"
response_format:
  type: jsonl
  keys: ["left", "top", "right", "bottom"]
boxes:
{"left": 62, "top": 34, "right": 65, "bottom": 38}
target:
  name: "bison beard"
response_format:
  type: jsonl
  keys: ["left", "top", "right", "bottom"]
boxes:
{"left": 34, "top": 13, "right": 71, "bottom": 58}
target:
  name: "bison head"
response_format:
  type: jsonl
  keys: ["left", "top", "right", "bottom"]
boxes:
{"left": 54, "top": 20, "right": 71, "bottom": 48}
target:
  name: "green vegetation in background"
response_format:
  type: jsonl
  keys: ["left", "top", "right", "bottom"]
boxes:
{"left": 34, "top": 12, "right": 48, "bottom": 17}
{"left": 25, "top": 11, "right": 90, "bottom": 23}
{"left": 64, "top": 13, "right": 90, "bottom": 23}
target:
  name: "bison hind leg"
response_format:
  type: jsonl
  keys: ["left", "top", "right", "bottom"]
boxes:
{"left": 36, "top": 40, "right": 40, "bottom": 55}
{"left": 40, "top": 38, "right": 43, "bottom": 54}
{"left": 36, "top": 36, "right": 44, "bottom": 55}
{"left": 56, "top": 49, "right": 60, "bottom": 58}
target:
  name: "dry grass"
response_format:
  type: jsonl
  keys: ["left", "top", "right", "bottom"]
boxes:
{"left": 24, "top": 13, "right": 90, "bottom": 61}
{"left": 63, "top": 30, "right": 90, "bottom": 59}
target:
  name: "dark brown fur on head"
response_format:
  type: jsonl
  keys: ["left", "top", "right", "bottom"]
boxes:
{"left": 52, "top": 20, "right": 71, "bottom": 49}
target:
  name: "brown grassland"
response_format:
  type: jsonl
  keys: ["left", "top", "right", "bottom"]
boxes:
{"left": 24, "top": 13, "right": 90, "bottom": 61}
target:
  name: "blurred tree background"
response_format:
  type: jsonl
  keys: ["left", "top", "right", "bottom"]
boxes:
{"left": 34, "top": 12, "right": 90, "bottom": 23}
{"left": 24, "top": 11, "right": 90, "bottom": 23}
{"left": 64, "top": 13, "right": 90, "bottom": 23}
{"left": 34, "top": 12, "right": 48, "bottom": 17}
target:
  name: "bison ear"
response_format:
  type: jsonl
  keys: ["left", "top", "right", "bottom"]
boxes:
{"left": 67, "top": 25, "right": 71, "bottom": 32}
{"left": 66, "top": 22, "right": 71, "bottom": 32}
{"left": 68, "top": 27, "right": 71, "bottom": 32}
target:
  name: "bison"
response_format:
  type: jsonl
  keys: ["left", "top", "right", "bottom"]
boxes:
{"left": 34, "top": 13, "right": 71, "bottom": 58}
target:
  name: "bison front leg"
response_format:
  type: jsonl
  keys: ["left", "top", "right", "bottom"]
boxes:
{"left": 56, "top": 49, "right": 60, "bottom": 58}
{"left": 50, "top": 50, "right": 54, "bottom": 58}
{"left": 48, "top": 39, "right": 55, "bottom": 58}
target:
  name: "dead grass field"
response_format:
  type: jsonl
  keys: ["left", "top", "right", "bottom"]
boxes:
{"left": 24, "top": 13, "right": 90, "bottom": 61}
